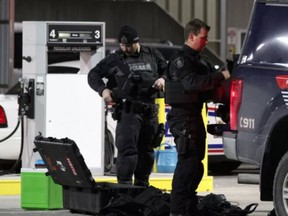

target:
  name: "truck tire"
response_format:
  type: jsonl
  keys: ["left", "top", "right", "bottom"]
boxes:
{"left": 273, "top": 151, "right": 288, "bottom": 216}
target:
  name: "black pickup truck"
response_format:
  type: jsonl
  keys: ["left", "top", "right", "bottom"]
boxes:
{"left": 222, "top": 0, "right": 288, "bottom": 215}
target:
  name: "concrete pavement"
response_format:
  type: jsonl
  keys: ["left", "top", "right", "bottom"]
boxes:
{"left": 0, "top": 174, "right": 273, "bottom": 215}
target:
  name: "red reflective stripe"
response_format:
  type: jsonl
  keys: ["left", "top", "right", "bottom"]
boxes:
{"left": 276, "top": 75, "right": 288, "bottom": 90}
{"left": 230, "top": 79, "right": 243, "bottom": 131}
{"left": 208, "top": 149, "right": 224, "bottom": 153}
{"left": 208, "top": 107, "right": 217, "bottom": 111}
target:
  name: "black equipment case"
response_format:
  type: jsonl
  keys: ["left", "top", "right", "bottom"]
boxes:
{"left": 33, "top": 135, "right": 144, "bottom": 215}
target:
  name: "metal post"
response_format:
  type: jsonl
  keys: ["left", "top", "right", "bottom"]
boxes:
{"left": 220, "top": 0, "right": 227, "bottom": 61}
{"left": 9, "top": 0, "right": 15, "bottom": 89}
{"left": 0, "top": 0, "right": 14, "bottom": 94}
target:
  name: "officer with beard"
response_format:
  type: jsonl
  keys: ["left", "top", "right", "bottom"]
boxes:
{"left": 88, "top": 25, "right": 167, "bottom": 187}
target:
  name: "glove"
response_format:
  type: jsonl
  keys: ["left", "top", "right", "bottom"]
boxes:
{"left": 221, "top": 70, "right": 230, "bottom": 80}
{"left": 102, "top": 88, "right": 113, "bottom": 104}
{"left": 152, "top": 77, "right": 165, "bottom": 91}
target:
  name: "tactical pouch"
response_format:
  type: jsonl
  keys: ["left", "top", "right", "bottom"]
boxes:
{"left": 151, "top": 123, "right": 165, "bottom": 148}
{"left": 130, "top": 102, "right": 159, "bottom": 117}
{"left": 176, "top": 133, "right": 190, "bottom": 155}
{"left": 165, "top": 81, "right": 198, "bottom": 104}
{"left": 170, "top": 127, "right": 190, "bottom": 155}
{"left": 111, "top": 102, "right": 123, "bottom": 121}
{"left": 122, "top": 73, "right": 141, "bottom": 98}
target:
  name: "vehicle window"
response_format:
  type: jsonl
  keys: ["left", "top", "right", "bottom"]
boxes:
{"left": 105, "top": 43, "right": 182, "bottom": 62}
{"left": 156, "top": 47, "right": 180, "bottom": 61}
{"left": 48, "top": 53, "right": 80, "bottom": 65}
{"left": 106, "top": 45, "right": 118, "bottom": 55}
{"left": 6, "top": 82, "right": 21, "bottom": 95}
{"left": 48, "top": 66, "right": 79, "bottom": 74}
{"left": 241, "top": 3, "right": 288, "bottom": 67}
{"left": 202, "top": 48, "right": 224, "bottom": 69}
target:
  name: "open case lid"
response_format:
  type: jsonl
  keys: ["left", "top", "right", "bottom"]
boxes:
{"left": 34, "top": 135, "right": 96, "bottom": 189}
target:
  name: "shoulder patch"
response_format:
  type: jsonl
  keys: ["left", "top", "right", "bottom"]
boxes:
{"left": 174, "top": 57, "right": 184, "bottom": 69}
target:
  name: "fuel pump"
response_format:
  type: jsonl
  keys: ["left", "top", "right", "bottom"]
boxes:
{"left": 22, "top": 21, "right": 106, "bottom": 175}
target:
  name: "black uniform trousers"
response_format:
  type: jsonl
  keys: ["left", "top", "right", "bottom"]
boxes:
{"left": 168, "top": 114, "right": 206, "bottom": 216}
{"left": 115, "top": 104, "right": 158, "bottom": 187}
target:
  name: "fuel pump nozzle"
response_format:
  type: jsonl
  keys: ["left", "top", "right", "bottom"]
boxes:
{"left": 17, "top": 79, "right": 35, "bottom": 118}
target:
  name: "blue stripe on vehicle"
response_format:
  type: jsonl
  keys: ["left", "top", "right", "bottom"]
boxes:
{"left": 208, "top": 144, "right": 223, "bottom": 149}
{"left": 208, "top": 111, "right": 216, "bottom": 117}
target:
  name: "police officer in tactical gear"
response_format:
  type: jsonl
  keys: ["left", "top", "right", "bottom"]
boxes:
{"left": 165, "top": 19, "right": 230, "bottom": 216}
{"left": 88, "top": 25, "right": 167, "bottom": 187}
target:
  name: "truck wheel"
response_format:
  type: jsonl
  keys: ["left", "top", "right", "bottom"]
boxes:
{"left": 273, "top": 151, "right": 288, "bottom": 216}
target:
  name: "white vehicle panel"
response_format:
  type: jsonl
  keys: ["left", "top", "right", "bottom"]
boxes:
{"left": 0, "top": 95, "right": 21, "bottom": 160}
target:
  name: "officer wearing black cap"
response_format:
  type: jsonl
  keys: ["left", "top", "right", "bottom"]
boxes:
{"left": 88, "top": 25, "right": 167, "bottom": 187}
{"left": 118, "top": 25, "right": 139, "bottom": 46}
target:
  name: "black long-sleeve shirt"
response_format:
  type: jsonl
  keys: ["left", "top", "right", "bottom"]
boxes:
{"left": 166, "top": 44, "right": 225, "bottom": 114}
{"left": 88, "top": 45, "right": 167, "bottom": 100}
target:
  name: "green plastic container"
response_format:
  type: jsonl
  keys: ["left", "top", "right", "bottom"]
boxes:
{"left": 21, "top": 169, "right": 63, "bottom": 209}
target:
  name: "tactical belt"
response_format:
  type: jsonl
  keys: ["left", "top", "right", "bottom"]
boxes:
{"left": 124, "top": 100, "right": 158, "bottom": 115}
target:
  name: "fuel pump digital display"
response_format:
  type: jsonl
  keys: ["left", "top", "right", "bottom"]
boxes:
{"left": 47, "top": 23, "right": 104, "bottom": 52}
